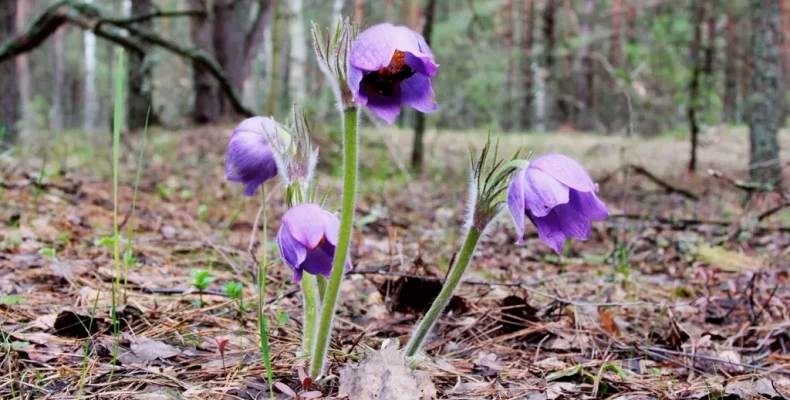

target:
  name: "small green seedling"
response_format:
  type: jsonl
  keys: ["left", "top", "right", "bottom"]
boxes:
{"left": 223, "top": 281, "right": 245, "bottom": 324}
{"left": 191, "top": 269, "right": 215, "bottom": 307}
{"left": 198, "top": 204, "right": 209, "bottom": 222}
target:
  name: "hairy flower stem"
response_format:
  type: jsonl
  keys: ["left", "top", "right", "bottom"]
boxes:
{"left": 257, "top": 188, "right": 274, "bottom": 399}
{"left": 405, "top": 226, "right": 483, "bottom": 357}
{"left": 301, "top": 274, "right": 320, "bottom": 356}
{"left": 310, "top": 106, "right": 359, "bottom": 379}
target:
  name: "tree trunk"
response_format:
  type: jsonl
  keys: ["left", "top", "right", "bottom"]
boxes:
{"left": 502, "top": 0, "right": 515, "bottom": 131}
{"left": 575, "top": 0, "right": 594, "bottom": 130}
{"left": 385, "top": 0, "right": 394, "bottom": 21}
{"left": 51, "top": 26, "right": 65, "bottom": 132}
{"left": 401, "top": 0, "right": 409, "bottom": 25}
{"left": 611, "top": 0, "right": 622, "bottom": 66}
{"left": 355, "top": 0, "right": 364, "bottom": 25}
{"left": 723, "top": 0, "right": 739, "bottom": 123}
{"left": 520, "top": 0, "right": 534, "bottom": 130}
{"left": 749, "top": 0, "right": 784, "bottom": 184}
{"left": 129, "top": 0, "right": 154, "bottom": 130}
{"left": 288, "top": 0, "right": 307, "bottom": 103}
{"left": 688, "top": 0, "right": 705, "bottom": 172}
{"left": 780, "top": 0, "right": 790, "bottom": 86}
{"left": 410, "top": 0, "right": 421, "bottom": 30}
{"left": 83, "top": 0, "right": 99, "bottom": 132}
{"left": 1, "top": 0, "right": 19, "bottom": 145}
{"left": 541, "top": 0, "right": 557, "bottom": 131}
{"left": 266, "top": 0, "right": 281, "bottom": 116}
{"left": 16, "top": 0, "right": 31, "bottom": 133}
{"left": 214, "top": 0, "right": 249, "bottom": 116}
{"left": 410, "top": 0, "right": 436, "bottom": 173}
{"left": 189, "top": 0, "right": 220, "bottom": 123}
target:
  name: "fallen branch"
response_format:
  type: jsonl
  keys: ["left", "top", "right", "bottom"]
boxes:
{"left": 609, "top": 213, "right": 790, "bottom": 233}
{"left": 0, "top": 0, "right": 255, "bottom": 118}
{"left": 598, "top": 163, "right": 700, "bottom": 201}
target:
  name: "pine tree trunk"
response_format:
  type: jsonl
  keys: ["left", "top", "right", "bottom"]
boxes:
{"left": 355, "top": 0, "right": 364, "bottom": 25}
{"left": 385, "top": 0, "right": 394, "bottom": 21}
{"left": 15, "top": 0, "right": 31, "bottom": 133}
{"left": 0, "top": 0, "right": 19, "bottom": 145}
{"left": 502, "top": 0, "right": 515, "bottom": 131}
{"left": 541, "top": 0, "right": 557, "bottom": 130}
{"left": 749, "top": 0, "right": 784, "bottom": 184}
{"left": 51, "top": 26, "right": 65, "bottom": 133}
{"left": 83, "top": 0, "right": 99, "bottom": 132}
{"left": 214, "top": 0, "right": 249, "bottom": 117}
{"left": 520, "top": 0, "right": 534, "bottom": 130}
{"left": 288, "top": 0, "right": 307, "bottom": 103}
{"left": 723, "top": 0, "right": 739, "bottom": 123}
{"left": 189, "top": 0, "right": 220, "bottom": 123}
{"left": 611, "top": 0, "right": 622, "bottom": 66}
{"left": 410, "top": 0, "right": 421, "bottom": 30}
{"left": 128, "top": 0, "right": 154, "bottom": 130}
{"left": 575, "top": 0, "right": 594, "bottom": 130}
{"left": 410, "top": 0, "right": 436, "bottom": 173}
{"left": 688, "top": 0, "right": 705, "bottom": 172}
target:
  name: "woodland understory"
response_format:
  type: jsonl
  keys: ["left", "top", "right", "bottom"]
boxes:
{"left": 1, "top": 126, "right": 789, "bottom": 399}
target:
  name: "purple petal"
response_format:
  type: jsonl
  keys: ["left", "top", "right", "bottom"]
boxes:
{"left": 350, "top": 24, "right": 433, "bottom": 71}
{"left": 404, "top": 52, "right": 437, "bottom": 77}
{"left": 570, "top": 190, "right": 609, "bottom": 221}
{"left": 524, "top": 168, "right": 570, "bottom": 217}
{"left": 553, "top": 204, "right": 591, "bottom": 241}
{"left": 277, "top": 224, "right": 307, "bottom": 282}
{"left": 224, "top": 130, "right": 278, "bottom": 196}
{"left": 399, "top": 74, "right": 437, "bottom": 114}
{"left": 531, "top": 154, "right": 597, "bottom": 192}
{"left": 322, "top": 209, "right": 340, "bottom": 245}
{"left": 232, "top": 116, "right": 279, "bottom": 138}
{"left": 507, "top": 169, "right": 527, "bottom": 244}
{"left": 529, "top": 211, "right": 567, "bottom": 254}
{"left": 301, "top": 240, "right": 335, "bottom": 279}
{"left": 348, "top": 64, "right": 367, "bottom": 104}
{"left": 282, "top": 204, "right": 330, "bottom": 249}
{"left": 365, "top": 96, "right": 403, "bottom": 124}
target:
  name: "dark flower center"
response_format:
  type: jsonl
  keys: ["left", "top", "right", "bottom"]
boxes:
{"left": 362, "top": 50, "right": 415, "bottom": 97}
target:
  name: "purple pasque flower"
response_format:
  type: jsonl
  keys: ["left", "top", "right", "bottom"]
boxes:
{"left": 348, "top": 23, "right": 438, "bottom": 124}
{"left": 224, "top": 117, "right": 281, "bottom": 196}
{"left": 507, "top": 154, "right": 609, "bottom": 254}
{"left": 277, "top": 203, "right": 341, "bottom": 282}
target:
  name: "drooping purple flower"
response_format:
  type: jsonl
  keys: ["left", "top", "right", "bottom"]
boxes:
{"left": 224, "top": 117, "right": 280, "bottom": 196}
{"left": 348, "top": 23, "right": 438, "bottom": 124}
{"left": 507, "top": 154, "right": 609, "bottom": 254}
{"left": 277, "top": 203, "right": 341, "bottom": 282}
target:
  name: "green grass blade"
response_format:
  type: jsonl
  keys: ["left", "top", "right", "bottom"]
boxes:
{"left": 76, "top": 289, "right": 102, "bottom": 399}
{"left": 109, "top": 49, "right": 125, "bottom": 381}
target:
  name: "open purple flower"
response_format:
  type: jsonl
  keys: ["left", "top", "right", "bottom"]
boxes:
{"left": 277, "top": 203, "right": 341, "bottom": 282}
{"left": 348, "top": 23, "right": 438, "bottom": 124}
{"left": 224, "top": 117, "right": 280, "bottom": 196}
{"left": 507, "top": 154, "right": 609, "bottom": 254}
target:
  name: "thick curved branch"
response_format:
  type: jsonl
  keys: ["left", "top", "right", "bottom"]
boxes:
{"left": 96, "top": 9, "right": 207, "bottom": 27}
{"left": 0, "top": 0, "right": 254, "bottom": 118}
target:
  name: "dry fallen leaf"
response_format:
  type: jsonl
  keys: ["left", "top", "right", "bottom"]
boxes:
{"left": 131, "top": 337, "right": 181, "bottom": 361}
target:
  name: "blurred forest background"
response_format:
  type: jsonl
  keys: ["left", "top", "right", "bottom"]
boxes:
{"left": 0, "top": 0, "right": 786, "bottom": 182}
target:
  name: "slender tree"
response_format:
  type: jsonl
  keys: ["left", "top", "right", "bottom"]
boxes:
{"left": 189, "top": 0, "right": 220, "bottom": 122}
{"left": 723, "top": 0, "right": 739, "bottom": 123}
{"left": 748, "top": 0, "right": 784, "bottom": 184}
{"left": 83, "top": 0, "right": 99, "bottom": 132}
{"left": 355, "top": 0, "right": 364, "bottom": 24}
{"left": 129, "top": 0, "right": 154, "bottom": 130}
{"left": 410, "top": 0, "right": 437, "bottom": 173}
{"left": 0, "top": 0, "right": 19, "bottom": 145}
{"left": 611, "top": 0, "right": 622, "bottom": 66}
{"left": 502, "top": 0, "right": 515, "bottom": 131}
{"left": 288, "top": 0, "right": 307, "bottom": 103}
{"left": 575, "top": 0, "right": 594, "bottom": 130}
{"left": 688, "top": 0, "right": 705, "bottom": 172}
{"left": 16, "top": 0, "right": 31, "bottom": 133}
{"left": 50, "top": 26, "right": 65, "bottom": 132}
{"left": 520, "top": 0, "right": 535, "bottom": 130}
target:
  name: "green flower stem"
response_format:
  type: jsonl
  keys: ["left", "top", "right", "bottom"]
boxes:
{"left": 257, "top": 187, "right": 274, "bottom": 399}
{"left": 310, "top": 106, "right": 359, "bottom": 379}
{"left": 317, "top": 275, "right": 328, "bottom": 300}
{"left": 301, "top": 274, "right": 320, "bottom": 356}
{"left": 404, "top": 226, "right": 483, "bottom": 357}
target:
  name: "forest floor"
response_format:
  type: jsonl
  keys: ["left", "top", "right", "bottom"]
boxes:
{"left": 1, "top": 124, "right": 789, "bottom": 399}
